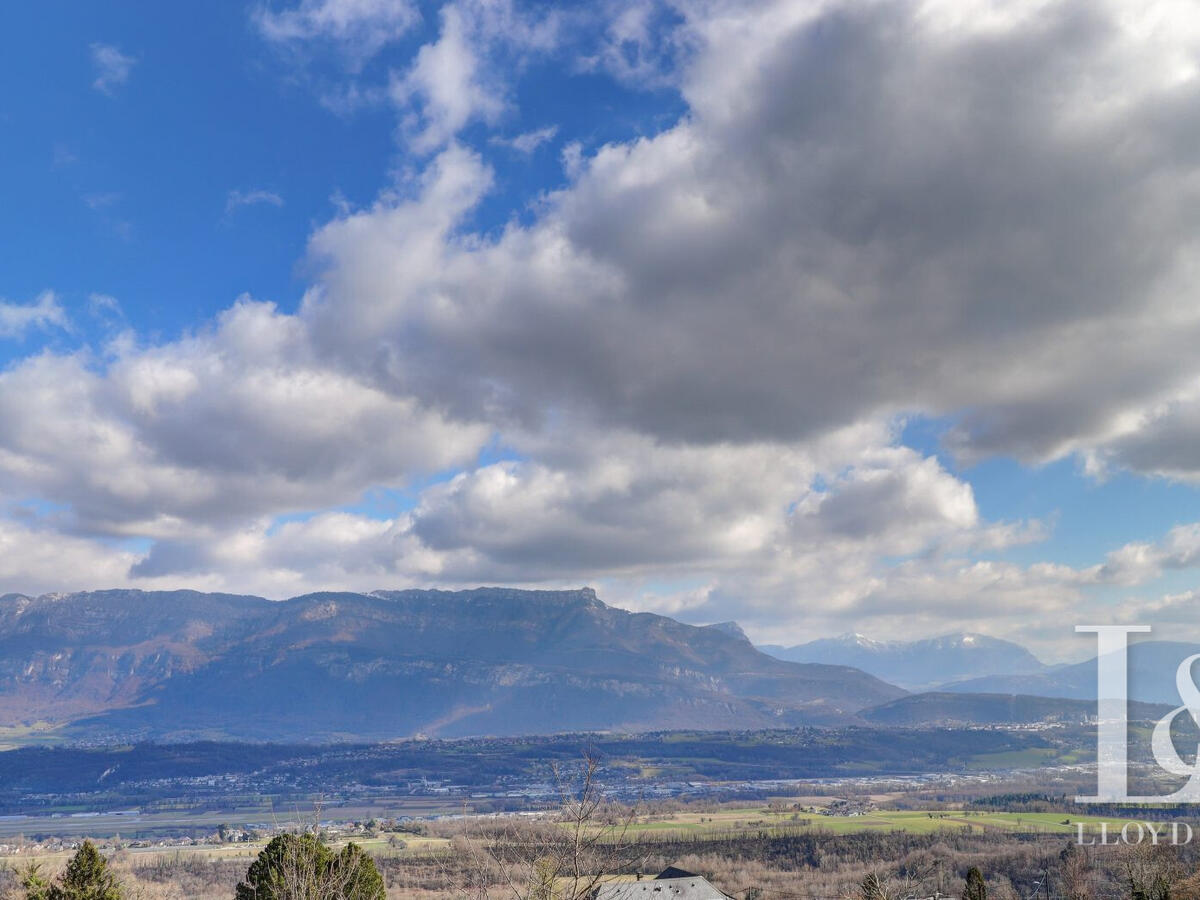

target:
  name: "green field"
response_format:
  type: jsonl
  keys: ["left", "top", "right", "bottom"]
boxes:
{"left": 0, "top": 804, "right": 1160, "bottom": 866}
{"left": 617, "top": 806, "right": 1151, "bottom": 838}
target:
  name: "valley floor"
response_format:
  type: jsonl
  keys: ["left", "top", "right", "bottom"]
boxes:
{"left": 0, "top": 798, "right": 1185, "bottom": 899}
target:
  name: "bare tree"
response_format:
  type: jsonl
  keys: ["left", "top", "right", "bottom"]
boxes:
{"left": 872, "top": 853, "right": 943, "bottom": 900}
{"left": 1116, "top": 843, "right": 1178, "bottom": 900}
{"left": 1059, "top": 842, "right": 1094, "bottom": 900}
{"left": 861, "top": 871, "right": 887, "bottom": 900}
{"left": 445, "top": 754, "right": 648, "bottom": 899}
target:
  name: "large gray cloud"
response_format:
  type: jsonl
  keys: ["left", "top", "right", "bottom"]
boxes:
{"left": 305, "top": 0, "right": 1200, "bottom": 474}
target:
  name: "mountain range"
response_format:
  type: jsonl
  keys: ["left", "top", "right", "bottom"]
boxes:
{"left": 759, "top": 632, "right": 1050, "bottom": 691}
{"left": 943, "top": 639, "right": 1200, "bottom": 705}
{"left": 5, "top": 587, "right": 1183, "bottom": 742}
{"left": 0, "top": 587, "right": 906, "bottom": 741}
{"left": 763, "top": 630, "right": 1200, "bottom": 709}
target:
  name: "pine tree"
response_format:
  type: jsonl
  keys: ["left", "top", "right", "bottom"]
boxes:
{"left": 333, "top": 843, "right": 385, "bottom": 900}
{"left": 55, "top": 841, "right": 121, "bottom": 900}
{"left": 237, "top": 834, "right": 332, "bottom": 900}
{"left": 19, "top": 862, "right": 54, "bottom": 900}
{"left": 964, "top": 867, "right": 988, "bottom": 900}
{"left": 236, "top": 833, "right": 384, "bottom": 900}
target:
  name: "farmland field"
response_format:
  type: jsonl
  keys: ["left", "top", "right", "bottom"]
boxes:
{"left": 616, "top": 806, "right": 1154, "bottom": 838}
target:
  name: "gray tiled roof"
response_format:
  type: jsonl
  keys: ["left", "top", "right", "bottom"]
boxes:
{"left": 593, "top": 875, "right": 730, "bottom": 899}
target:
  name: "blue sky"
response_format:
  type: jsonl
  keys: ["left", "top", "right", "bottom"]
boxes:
{"left": 0, "top": 1, "right": 680, "bottom": 345}
{"left": 3, "top": 0, "right": 1200, "bottom": 659}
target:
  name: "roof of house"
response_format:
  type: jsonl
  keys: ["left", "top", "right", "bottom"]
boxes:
{"left": 593, "top": 869, "right": 730, "bottom": 900}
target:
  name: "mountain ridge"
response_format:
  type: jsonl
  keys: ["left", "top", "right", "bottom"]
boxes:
{"left": 0, "top": 587, "right": 906, "bottom": 742}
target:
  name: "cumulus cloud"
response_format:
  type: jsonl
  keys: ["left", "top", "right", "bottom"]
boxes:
{"left": 124, "top": 439, "right": 980, "bottom": 612}
{"left": 0, "top": 291, "right": 67, "bottom": 339}
{"left": 408, "top": 437, "right": 810, "bottom": 576}
{"left": 1093, "top": 523, "right": 1200, "bottom": 585}
{"left": 273, "top": 0, "right": 1200, "bottom": 646}
{"left": 0, "top": 299, "right": 487, "bottom": 539}
{"left": 391, "top": 5, "right": 504, "bottom": 152}
{"left": 390, "top": 0, "right": 558, "bottom": 151}
{"left": 302, "top": 0, "right": 1200, "bottom": 476}
{"left": 255, "top": 0, "right": 419, "bottom": 67}
{"left": 90, "top": 43, "right": 136, "bottom": 95}
{"left": 0, "top": 519, "right": 142, "bottom": 597}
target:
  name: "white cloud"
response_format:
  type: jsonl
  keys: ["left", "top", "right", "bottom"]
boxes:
{"left": 390, "top": 0, "right": 559, "bottom": 152}
{"left": 1093, "top": 523, "right": 1200, "bottom": 585}
{"left": 90, "top": 43, "right": 136, "bottom": 95}
{"left": 489, "top": 125, "right": 558, "bottom": 154}
{"left": 391, "top": 4, "right": 504, "bottom": 152}
{"left": 0, "top": 291, "right": 68, "bottom": 339}
{"left": 255, "top": 0, "right": 419, "bottom": 67}
{"left": 255, "top": 0, "right": 559, "bottom": 145}
{"left": 96, "top": 425, "right": 990, "bottom": 606}
{"left": 88, "top": 293, "right": 123, "bottom": 321}
{"left": 0, "top": 298, "right": 487, "bottom": 539}
{"left": 226, "top": 189, "right": 285, "bottom": 215}
{"left": 578, "top": 0, "right": 687, "bottom": 89}
{"left": 0, "top": 519, "right": 143, "bottom": 597}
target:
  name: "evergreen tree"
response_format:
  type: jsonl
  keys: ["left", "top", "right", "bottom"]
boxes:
{"left": 60, "top": 842, "right": 121, "bottom": 900}
{"left": 19, "top": 862, "right": 55, "bottom": 900}
{"left": 964, "top": 867, "right": 988, "bottom": 900}
{"left": 236, "top": 833, "right": 384, "bottom": 900}
{"left": 332, "top": 843, "right": 385, "bottom": 900}
{"left": 237, "top": 834, "right": 332, "bottom": 900}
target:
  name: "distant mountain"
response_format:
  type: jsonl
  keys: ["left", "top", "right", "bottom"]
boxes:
{"left": 760, "top": 632, "right": 1048, "bottom": 691}
{"left": 944, "top": 640, "right": 1200, "bottom": 705}
{"left": 859, "top": 691, "right": 1171, "bottom": 727}
{"left": 0, "top": 588, "right": 905, "bottom": 741}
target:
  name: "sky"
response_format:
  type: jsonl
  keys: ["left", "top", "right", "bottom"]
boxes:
{"left": 3, "top": 0, "right": 1200, "bottom": 660}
